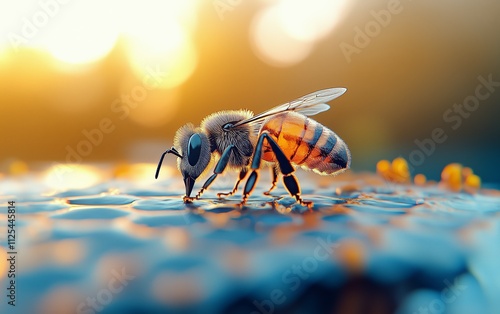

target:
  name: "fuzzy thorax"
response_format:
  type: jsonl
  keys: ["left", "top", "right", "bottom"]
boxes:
{"left": 201, "top": 110, "right": 256, "bottom": 168}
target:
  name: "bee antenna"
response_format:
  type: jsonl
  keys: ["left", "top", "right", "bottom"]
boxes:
{"left": 155, "top": 147, "right": 183, "bottom": 179}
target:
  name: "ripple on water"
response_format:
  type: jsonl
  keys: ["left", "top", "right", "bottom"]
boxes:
{"left": 405, "top": 214, "right": 472, "bottom": 231}
{"left": 17, "top": 202, "right": 68, "bottom": 213}
{"left": 18, "top": 195, "right": 55, "bottom": 202}
{"left": 53, "top": 185, "right": 110, "bottom": 198}
{"left": 345, "top": 203, "right": 408, "bottom": 215}
{"left": 120, "top": 187, "right": 181, "bottom": 197}
{"left": 67, "top": 195, "right": 137, "bottom": 206}
{"left": 441, "top": 194, "right": 500, "bottom": 213}
{"left": 51, "top": 207, "right": 130, "bottom": 220}
{"left": 132, "top": 213, "right": 206, "bottom": 227}
{"left": 132, "top": 198, "right": 186, "bottom": 211}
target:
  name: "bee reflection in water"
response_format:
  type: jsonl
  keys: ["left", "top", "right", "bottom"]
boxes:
{"left": 155, "top": 88, "right": 351, "bottom": 208}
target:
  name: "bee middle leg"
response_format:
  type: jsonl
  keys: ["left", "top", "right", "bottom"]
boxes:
{"left": 263, "top": 165, "right": 279, "bottom": 195}
{"left": 241, "top": 132, "right": 313, "bottom": 208}
{"left": 217, "top": 169, "right": 248, "bottom": 198}
{"left": 195, "top": 144, "right": 235, "bottom": 199}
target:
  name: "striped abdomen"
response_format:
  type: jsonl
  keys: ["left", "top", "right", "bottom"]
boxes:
{"left": 260, "top": 112, "right": 350, "bottom": 175}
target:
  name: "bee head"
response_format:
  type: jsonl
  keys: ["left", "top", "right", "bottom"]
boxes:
{"left": 155, "top": 123, "right": 212, "bottom": 198}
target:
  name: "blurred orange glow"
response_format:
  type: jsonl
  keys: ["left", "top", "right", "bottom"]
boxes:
{"left": 51, "top": 239, "right": 87, "bottom": 266}
{"left": 337, "top": 239, "right": 366, "bottom": 273}
{"left": 152, "top": 271, "right": 203, "bottom": 305}
{"left": 8, "top": 160, "right": 29, "bottom": 175}
{"left": 113, "top": 162, "right": 169, "bottom": 183}
{"left": 163, "top": 227, "right": 190, "bottom": 251}
{"left": 125, "top": 82, "right": 181, "bottom": 128}
{"left": 39, "top": 285, "right": 82, "bottom": 314}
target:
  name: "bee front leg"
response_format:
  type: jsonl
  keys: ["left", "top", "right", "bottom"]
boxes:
{"left": 241, "top": 132, "right": 313, "bottom": 208}
{"left": 195, "top": 145, "right": 235, "bottom": 199}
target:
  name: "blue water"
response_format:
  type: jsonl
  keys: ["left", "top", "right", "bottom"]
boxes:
{"left": 1, "top": 171, "right": 500, "bottom": 314}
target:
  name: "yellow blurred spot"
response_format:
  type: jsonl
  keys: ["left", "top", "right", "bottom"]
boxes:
{"left": 376, "top": 160, "right": 390, "bottom": 175}
{"left": 376, "top": 157, "right": 410, "bottom": 183}
{"left": 464, "top": 174, "right": 481, "bottom": 193}
{"left": 440, "top": 163, "right": 481, "bottom": 193}
{"left": 441, "top": 163, "right": 463, "bottom": 192}
{"left": 414, "top": 174, "right": 427, "bottom": 186}
{"left": 392, "top": 157, "right": 410, "bottom": 180}
{"left": 462, "top": 167, "right": 473, "bottom": 179}
{"left": 9, "top": 160, "right": 28, "bottom": 175}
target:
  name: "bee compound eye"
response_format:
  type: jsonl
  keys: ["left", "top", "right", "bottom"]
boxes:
{"left": 187, "top": 133, "right": 202, "bottom": 166}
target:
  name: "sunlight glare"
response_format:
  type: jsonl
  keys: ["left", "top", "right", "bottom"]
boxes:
{"left": 37, "top": 0, "right": 119, "bottom": 65}
{"left": 0, "top": 0, "right": 199, "bottom": 74}
{"left": 124, "top": 19, "right": 197, "bottom": 89}
{"left": 251, "top": 5, "right": 313, "bottom": 67}
{"left": 277, "top": 0, "right": 349, "bottom": 43}
{"left": 44, "top": 164, "right": 101, "bottom": 191}
{"left": 119, "top": 0, "right": 198, "bottom": 89}
{"left": 251, "top": 0, "right": 350, "bottom": 67}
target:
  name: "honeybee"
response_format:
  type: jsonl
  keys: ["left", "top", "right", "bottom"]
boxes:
{"left": 155, "top": 88, "right": 351, "bottom": 207}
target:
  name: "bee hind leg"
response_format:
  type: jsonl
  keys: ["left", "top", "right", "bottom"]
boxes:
{"left": 241, "top": 132, "right": 313, "bottom": 208}
{"left": 195, "top": 144, "right": 235, "bottom": 199}
{"left": 217, "top": 169, "right": 247, "bottom": 198}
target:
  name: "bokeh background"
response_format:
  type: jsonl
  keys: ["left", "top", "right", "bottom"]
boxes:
{"left": 1, "top": 0, "right": 499, "bottom": 182}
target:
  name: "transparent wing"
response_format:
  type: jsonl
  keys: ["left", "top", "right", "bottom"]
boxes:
{"left": 231, "top": 87, "right": 347, "bottom": 128}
